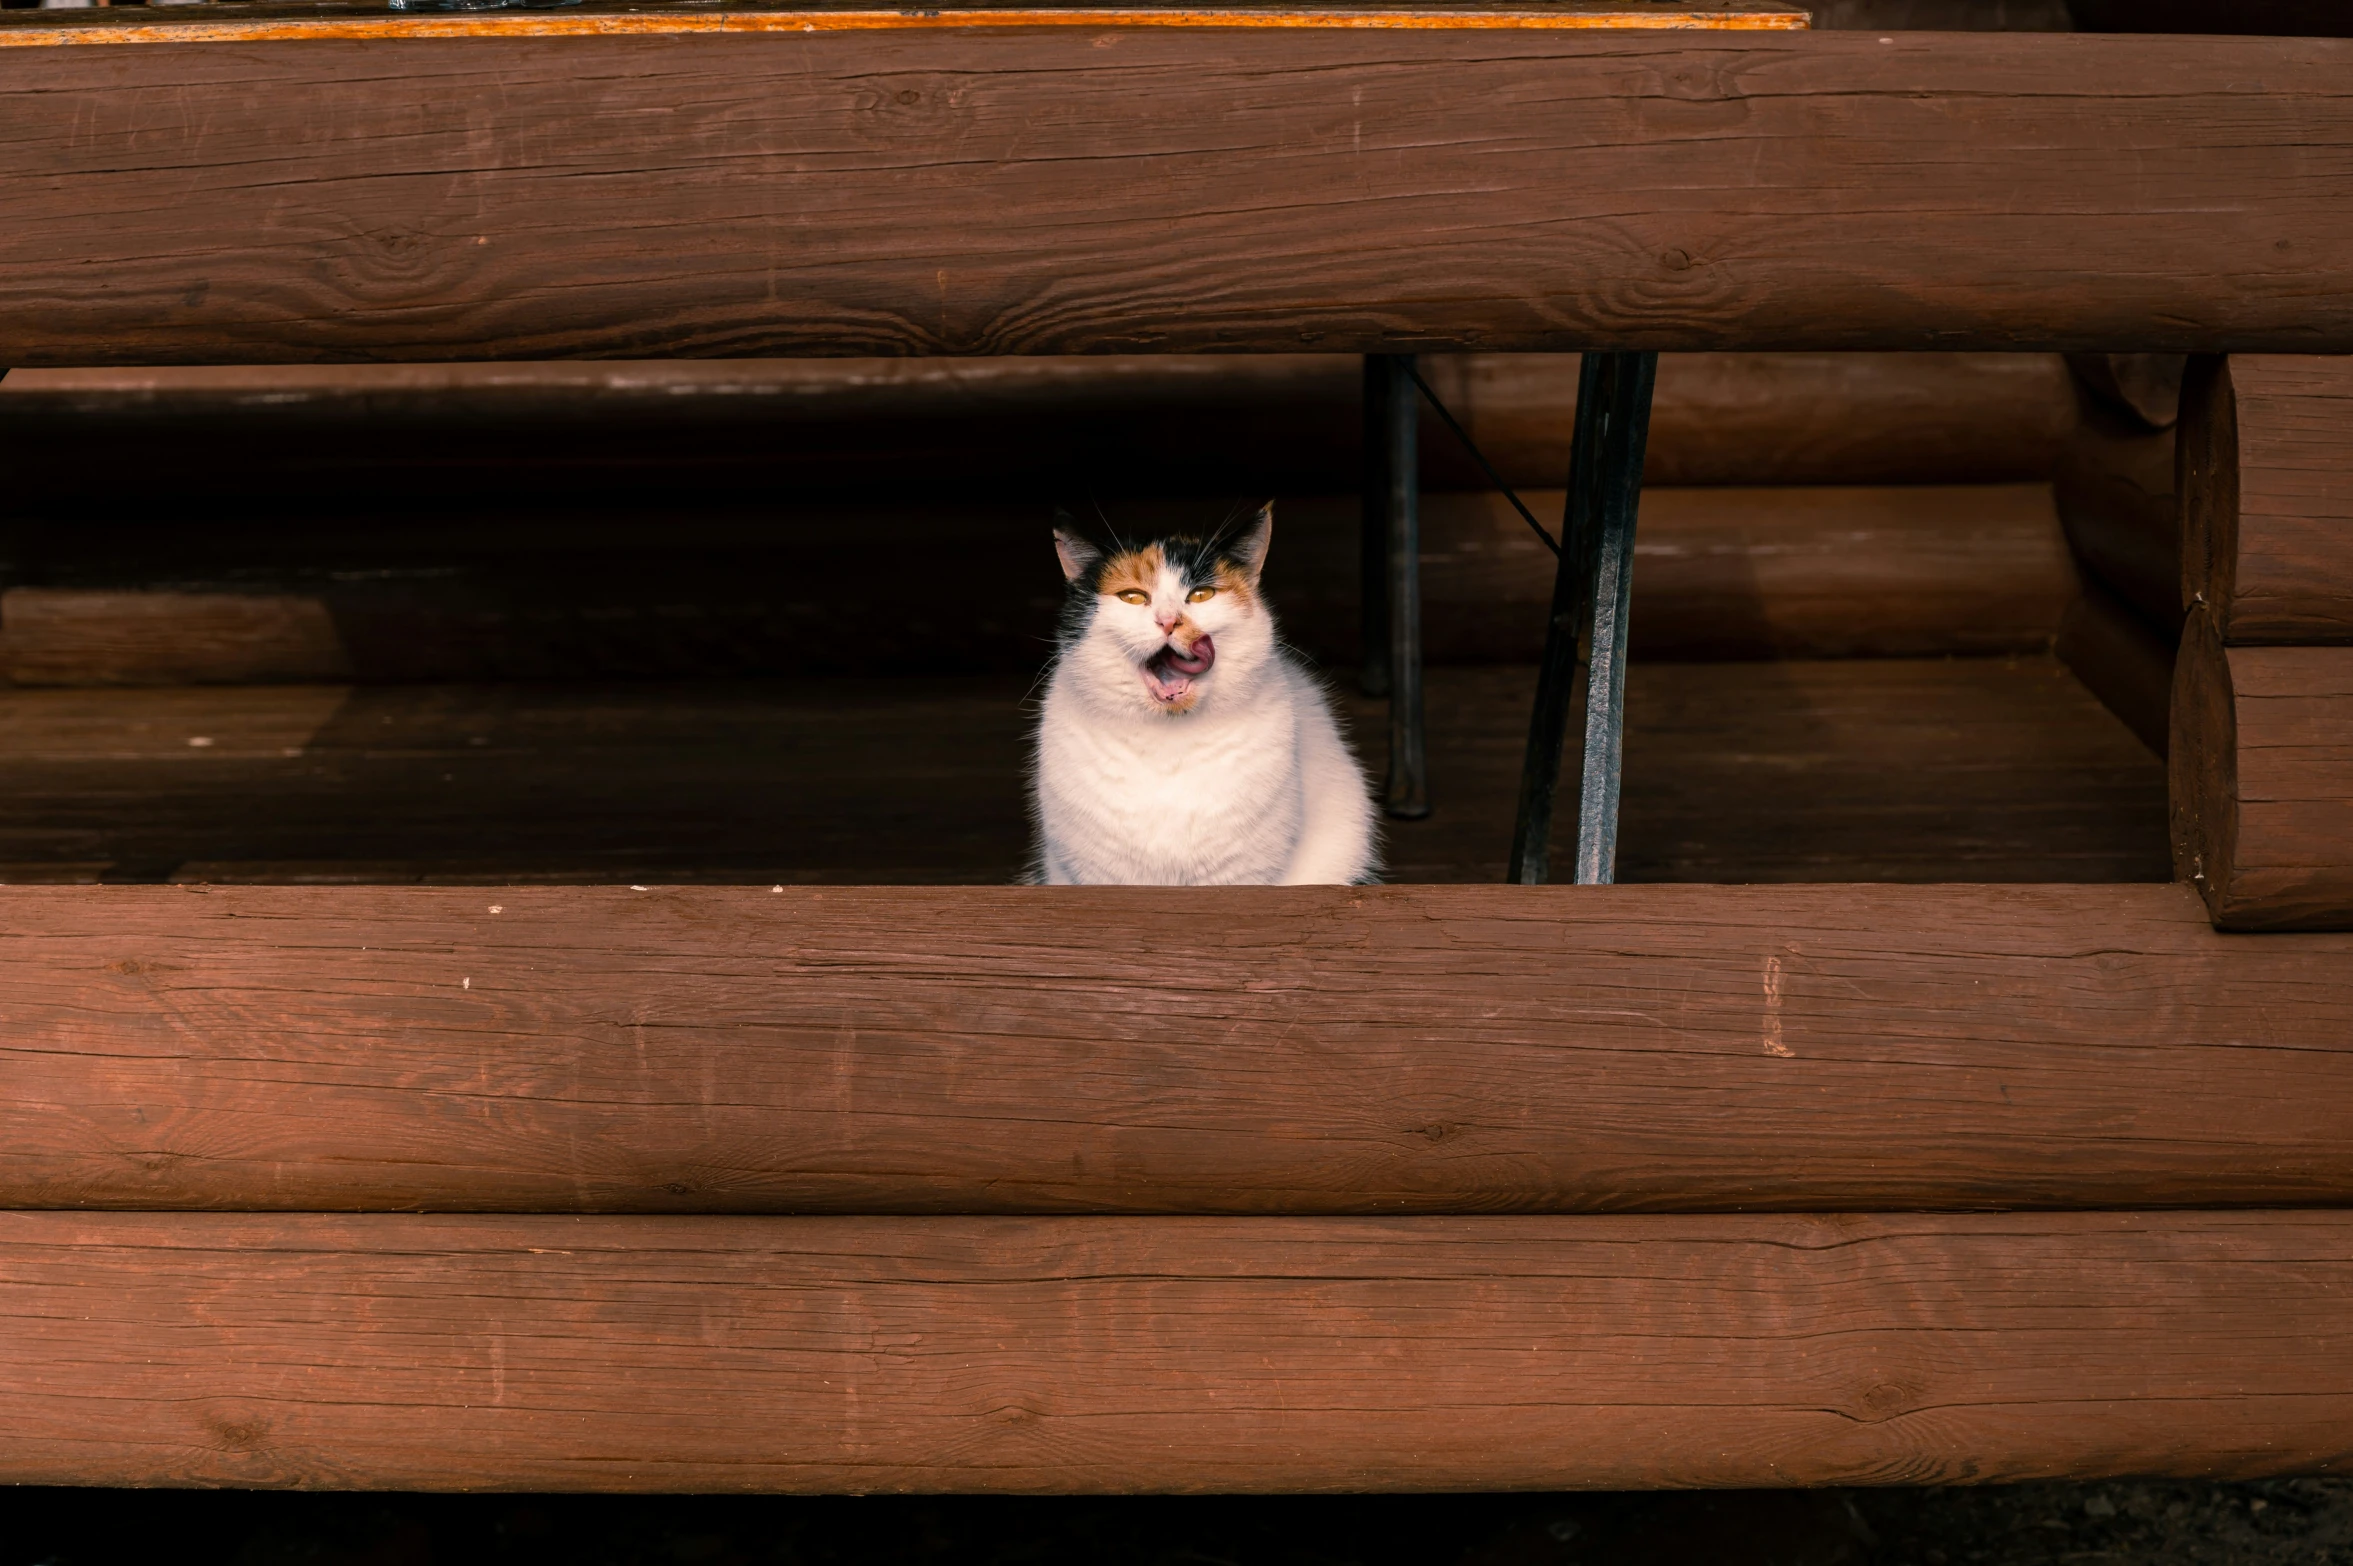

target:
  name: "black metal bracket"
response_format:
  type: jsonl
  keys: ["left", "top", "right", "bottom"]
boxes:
{"left": 1508, "top": 351, "right": 1658, "bottom": 886}
{"left": 1363, "top": 352, "right": 1428, "bottom": 821}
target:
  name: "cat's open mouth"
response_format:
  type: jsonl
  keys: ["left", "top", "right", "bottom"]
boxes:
{"left": 1141, "top": 635, "right": 1215, "bottom": 705}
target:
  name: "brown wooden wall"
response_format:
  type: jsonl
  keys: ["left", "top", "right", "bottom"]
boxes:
{"left": 7, "top": 883, "right": 2349, "bottom": 1216}
{"left": 6, "top": 32, "right": 2353, "bottom": 363}
{"left": 6, "top": 1209, "right": 2348, "bottom": 1492}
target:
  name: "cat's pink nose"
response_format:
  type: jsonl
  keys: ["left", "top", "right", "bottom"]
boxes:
{"left": 1155, "top": 611, "right": 1181, "bottom": 632}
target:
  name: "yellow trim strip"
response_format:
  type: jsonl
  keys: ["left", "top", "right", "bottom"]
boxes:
{"left": 0, "top": 6, "right": 1807, "bottom": 45}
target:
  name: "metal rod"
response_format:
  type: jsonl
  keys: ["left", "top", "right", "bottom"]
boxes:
{"left": 1401, "top": 359, "right": 1557, "bottom": 557}
{"left": 1508, "top": 351, "right": 1657, "bottom": 885}
{"left": 1380, "top": 352, "right": 1429, "bottom": 821}
{"left": 1359, "top": 355, "right": 1391, "bottom": 699}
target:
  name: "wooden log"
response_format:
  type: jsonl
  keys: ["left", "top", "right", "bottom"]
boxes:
{"left": 2180, "top": 355, "right": 2353, "bottom": 643}
{"left": 0, "top": 589, "right": 356, "bottom": 687}
{"left": 2055, "top": 580, "right": 2173, "bottom": 759}
{"left": 0, "top": 485, "right": 2076, "bottom": 684}
{"left": 4, "top": 883, "right": 2349, "bottom": 1214}
{"left": 6, "top": 34, "right": 2353, "bottom": 363}
{"left": 2064, "top": 352, "right": 2186, "bottom": 431}
{"left": 0, "top": 352, "right": 2078, "bottom": 500}
{"left": 2, "top": 1209, "right": 2349, "bottom": 1492}
{"left": 0, "top": 658, "right": 2171, "bottom": 889}
{"left": 1419, "top": 351, "right": 2075, "bottom": 490}
{"left": 2170, "top": 606, "right": 2353, "bottom": 930}
{"left": 2053, "top": 391, "right": 2180, "bottom": 633}
{"left": 1345, "top": 483, "right": 2075, "bottom": 663}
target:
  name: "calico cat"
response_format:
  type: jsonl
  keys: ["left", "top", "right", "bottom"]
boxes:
{"left": 1031, "top": 504, "right": 1378, "bottom": 885}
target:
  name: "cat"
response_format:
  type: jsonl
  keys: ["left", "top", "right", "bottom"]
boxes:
{"left": 1030, "top": 503, "right": 1378, "bottom": 886}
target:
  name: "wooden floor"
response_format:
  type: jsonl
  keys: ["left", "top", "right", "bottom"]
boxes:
{"left": 0, "top": 656, "right": 2167, "bottom": 886}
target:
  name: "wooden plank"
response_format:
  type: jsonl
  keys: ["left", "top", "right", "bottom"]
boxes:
{"left": 2170, "top": 606, "right": 2353, "bottom": 930}
{"left": 0, "top": 0, "right": 1812, "bottom": 46}
{"left": 0, "top": 351, "right": 2078, "bottom": 498}
{"left": 1, "top": 882, "right": 2340, "bottom": 1213}
{"left": 0, "top": 658, "right": 2170, "bottom": 888}
{"left": 2181, "top": 355, "right": 2353, "bottom": 644}
{"left": 5, "top": 34, "right": 2353, "bottom": 363}
{"left": 0, "top": 485, "right": 2075, "bottom": 682}
{"left": 1, "top": 1209, "right": 2348, "bottom": 1491}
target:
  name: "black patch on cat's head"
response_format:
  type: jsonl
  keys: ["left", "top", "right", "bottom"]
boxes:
{"left": 1048, "top": 502, "right": 1273, "bottom": 650}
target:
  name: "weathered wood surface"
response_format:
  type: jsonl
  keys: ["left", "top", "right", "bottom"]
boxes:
{"left": 2, "top": 1210, "right": 2348, "bottom": 1491}
{"left": 5, "top": 34, "right": 2353, "bottom": 363}
{"left": 0, "top": 485, "right": 2072, "bottom": 681}
{"left": 2054, "top": 390, "right": 2180, "bottom": 634}
{"left": 0, "top": 882, "right": 2338, "bottom": 1213}
{"left": 2170, "top": 607, "right": 2353, "bottom": 931}
{"left": 2181, "top": 356, "right": 2353, "bottom": 644}
{"left": 0, "top": 352, "right": 2076, "bottom": 499}
{"left": 0, "top": 660, "right": 2170, "bottom": 888}
{"left": 2055, "top": 580, "right": 2172, "bottom": 759}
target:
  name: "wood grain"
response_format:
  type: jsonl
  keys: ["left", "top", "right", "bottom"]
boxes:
{"left": 2170, "top": 606, "right": 2353, "bottom": 930}
{"left": 0, "top": 882, "right": 2340, "bottom": 1214}
{"left": 1, "top": 1209, "right": 2347, "bottom": 1491}
{"left": 6, "top": 34, "right": 2353, "bottom": 363}
{"left": 2181, "top": 356, "right": 2353, "bottom": 644}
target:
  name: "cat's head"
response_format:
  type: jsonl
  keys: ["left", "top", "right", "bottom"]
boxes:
{"left": 1051, "top": 504, "right": 1277, "bottom": 717}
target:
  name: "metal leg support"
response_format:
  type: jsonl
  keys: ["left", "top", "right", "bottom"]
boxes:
{"left": 1375, "top": 353, "right": 1428, "bottom": 820}
{"left": 1508, "top": 351, "right": 1657, "bottom": 885}
{"left": 1359, "top": 355, "right": 1392, "bottom": 700}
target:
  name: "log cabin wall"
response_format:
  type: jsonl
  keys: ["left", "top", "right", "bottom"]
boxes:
{"left": 2171, "top": 356, "right": 2353, "bottom": 931}
{"left": 4, "top": 17, "right": 2353, "bottom": 1497}
{"left": 0, "top": 351, "right": 2081, "bottom": 681}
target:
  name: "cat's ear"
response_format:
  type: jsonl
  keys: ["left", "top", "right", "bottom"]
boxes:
{"left": 1228, "top": 502, "right": 1274, "bottom": 583}
{"left": 1053, "top": 524, "right": 1102, "bottom": 585}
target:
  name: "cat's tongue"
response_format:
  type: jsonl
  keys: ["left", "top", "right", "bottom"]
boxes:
{"left": 1161, "top": 635, "right": 1214, "bottom": 677}
{"left": 1141, "top": 635, "right": 1215, "bottom": 706}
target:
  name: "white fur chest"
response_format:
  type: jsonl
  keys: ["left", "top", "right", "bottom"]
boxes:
{"left": 1035, "top": 671, "right": 1307, "bottom": 886}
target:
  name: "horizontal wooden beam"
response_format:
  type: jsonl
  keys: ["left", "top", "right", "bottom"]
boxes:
{"left": 3, "top": 1209, "right": 2348, "bottom": 1491}
{"left": 6, "top": 883, "right": 2351, "bottom": 1213}
{"left": 4, "top": 33, "right": 2353, "bottom": 362}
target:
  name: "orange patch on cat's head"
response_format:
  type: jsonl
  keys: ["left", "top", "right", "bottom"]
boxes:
{"left": 1212, "top": 561, "right": 1261, "bottom": 610}
{"left": 1098, "top": 546, "right": 1163, "bottom": 600}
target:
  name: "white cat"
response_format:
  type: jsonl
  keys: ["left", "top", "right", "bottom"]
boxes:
{"left": 1031, "top": 504, "right": 1378, "bottom": 886}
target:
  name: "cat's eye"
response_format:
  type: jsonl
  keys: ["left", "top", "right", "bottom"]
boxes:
{"left": 1115, "top": 589, "right": 1150, "bottom": 605}
{"left": 1186, "top": 587, "right": 1217, "bottom": 604}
